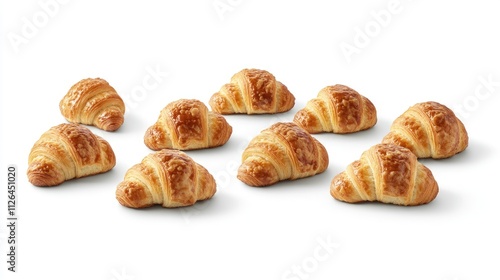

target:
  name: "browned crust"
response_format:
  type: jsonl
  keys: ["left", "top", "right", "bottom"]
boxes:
{"left": 144, "top": 99, "right": 232, "bottom": 150}
{"left": 374, "top": 143, "right": 414, "bottom": 199}
{"left": 167, "top": 99, "right": 207, "bottom": 147}
{"left": 293, "top": 98, "right": 325, "bottom": 133}
{"left": 330, "top": 143, "right": 438, "bottom": 206}
{"left": 209, "top": 68, "right": 295, "bottom": 114}
{"left": 208, "top": 112, "right": 233, "bottom": 147}
{"left": 382, "top": 101, "right": 468, "bottom": 158}
{"left": 115, "top": 149, "right": 216, "bottom": 208}
{"left": 239, "top": 68, "right": 276, "bottom": 112}
{"left": 294, "top": 84, "right": 376, "bottom": 133}
{"left": 27, "top": 123, "right": 116, "bottom": 187}
{"left": 59, "top": 78, "right": 125, "bottom": 131}
{"left": 238, "top": 122, "right": 329, "bottom": 187}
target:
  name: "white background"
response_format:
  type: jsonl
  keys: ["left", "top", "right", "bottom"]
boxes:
{"left": 1, "top": 1, "right": 500, "bottom": 279}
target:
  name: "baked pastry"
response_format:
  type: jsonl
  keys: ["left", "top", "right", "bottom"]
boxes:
{"left": 116, "top": 149, "right": 216, "bottom": 208}
{"left": 27, "top": 123, "right": 116, "bottom": 187}
{"left": 60, "top": 77, "right": 125, "bottom": 131}
{"left": 237, "top": 122, "right": 329, "bottom": 187}
{"left": 209, "top": 68, "right": 295, "bottom": 114}
{"left": 330, "top": 143, "right": 438, "bottom": 206}
{"left": 293, "top": 84, "right": 377, "bottom": 133}
{"left": 382, "top": 101, "right": 468, "bottom": 158}
{"left": 144, "top": 99, "right": 232, "bottom": 150}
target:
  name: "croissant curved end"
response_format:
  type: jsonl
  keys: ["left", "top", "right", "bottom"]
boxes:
{"left": 209, "top": 113, "right": 233, "bottom": 147}
{"left": 116, "top": 182, "right": 152, "bottom": 208}
{"left": 27, "top": 161, "right": 65, "bottom": 187}
{"left": 293, "top": 109, "right": 321, "bottom": 133}
{"left": 95, "top": 108, "right": 124, "bottom": 131}
{"left": 196, "top": 172, "right": 217, "bottom": 201}
{"left": 330, "top": 172, "right": 364, "bottom": 203}
{"left": 237, "top": 158, "right": 279, "bottom": 187}
{"left": 144, "top": 125, "right": 171, "bottom": 150}
{"left": 277, "top": 82, "right": 296, "bottom": 112}
{"left": 209, "top": 92, "right": 233, "bottom": 114}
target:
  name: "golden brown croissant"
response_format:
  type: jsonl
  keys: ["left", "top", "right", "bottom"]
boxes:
{"left": 60, "top": 78, "right": 125, "bottom": 131}
{"left": 330, "top": 143, "right": 438, "bottom": 206}
{"left": 293, "top": 84, "right": 377, "bottom": 133}
{"left": 237, "top": 122, "right": 329, "bottom": 187}
{"left": 27, "top": 123, "right": 116, "bottom": 187}
{"left": 116, "top": 149, "right": 216, "bottom": 208}
{"left": 382, "top": 101, "right": 468, "bottom": 159}
{"left": 144, "top": 99, "right": 232, "bottom": 150}
{"left": 209, "top": 68, "right": 295, "bottom": 114}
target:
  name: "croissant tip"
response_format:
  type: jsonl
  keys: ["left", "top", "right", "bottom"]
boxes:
{"left": 103, "top": 124, "right": 122, "bottom": 132}
{"left": 27, "top": 170, "right": 62, "bottom": 187}
{"left": 26, "top": 160, "right": 65, "bottom": 186}
{"left": 292, "top": 110, "right": 320, "bottom": 134}
{"left": 208, "top": 93, "right": 230, "bottom": 114}
{"left": 115, "top": 190, "right": 132, "bottom": 208}
{"left": 143, "top": 125, "right": 170, "bottom": 150}
{"left": 116, "top": 183, "right": 152, "bottom": 208}
{"left": 237, "top": 161, "right": 277, "bottom": 187}
{"left": 97, "top": 114, "right": 124, "bottom": 131}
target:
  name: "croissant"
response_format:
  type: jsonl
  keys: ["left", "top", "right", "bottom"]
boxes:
{"left": 382, "top": 101, "right": 468, "bottom": 159}
{"left": 209, "top": 68, "right": 295, "bottom": 114}
{"left": 27, "top": 123, "right": 116, "bottom": 187}
{"left": 116, "top": 149, "right": 216, "bottom": 208}
{"left": 237, "top": 122, "right": 329, "bottom": 187}
{"left": 330, "top": 143, "right": 438, "bottom": 206}
{"left": 293, "top": 84, "right": 377, "bottom": 133}
{"left": 144, "top": 99, "right": 232, "bottom": 150}
{"left": 60, "top": 77, "right": 125, "bottom": 131}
